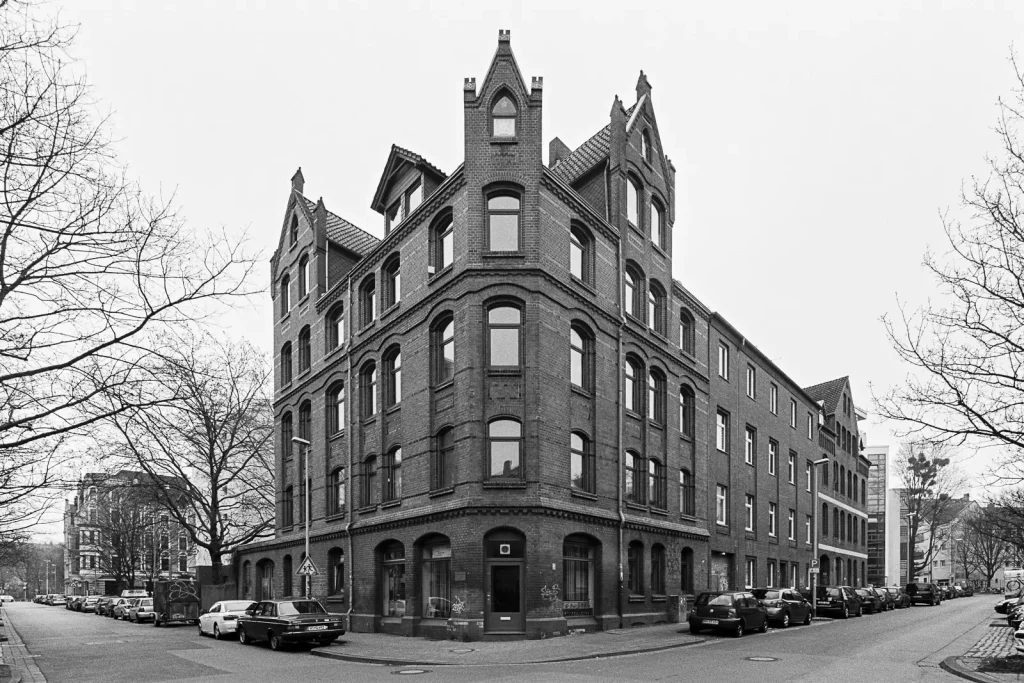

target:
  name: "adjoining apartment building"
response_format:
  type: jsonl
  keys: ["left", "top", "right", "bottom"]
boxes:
{"left": 234, "top": 31, "right": 868, "bottom": 640}
{"left": 63, "top": 470, "right": 196, "bottom": 596}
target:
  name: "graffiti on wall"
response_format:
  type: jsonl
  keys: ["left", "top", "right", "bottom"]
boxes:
{"left": 450, "top": 594, "right": 467, "bottom": 615}
{"left": 541, "top": 583, "right": 560, "bottom": 605}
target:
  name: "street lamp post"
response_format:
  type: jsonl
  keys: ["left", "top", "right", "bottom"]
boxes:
{"left": 810, "top": 457, "right": 830, "bottom": 618}
{"left": 293, "top": 436, "right": 312, "bottom": 600}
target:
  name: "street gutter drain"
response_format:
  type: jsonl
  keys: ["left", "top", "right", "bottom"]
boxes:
{"left": 746, "top": 657, "right": 778, "bottom": 662}
{"left": 449, "top": 648, "right": 476, "bottom": 654}
{"left": 393, "top": 669, "right": 430, "bottom": 675}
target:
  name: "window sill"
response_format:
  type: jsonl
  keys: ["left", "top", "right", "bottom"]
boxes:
{"left": 482, "top": 251, "right": 525, "bottom": 259}
{"left": 570, "top": 489, "right": 597, "bottom": 502}
{"left": 490, "top": 136, "right": 518, "bottom": 145}
{"left": 289, "top": 241, "right": 299, "bottom": 252}
{"left": 652, "top": 595, "right": 667, "bottom": 603}
{"left": 680, "top": 434, "right": 693, "bottom": 444}
{"left": 570, "top": 386, "right": 592, "bottom": 399}
{"left": 679, "top": 513, "right": 697, "bottom": 523}
{"left": 297, "top": 368, "right": 310, "bottom": 379}
{"left": 627, "top": 223, "right": 644, "bottom": 240}
{"left": 359, "top": 322, "right": 376, "bottom": 335}
{"left": 280, "top": 311, "right": 291, "bottom": 324}
{"left": 649, "top": 329, "right": 669, "bottom": 344}
{"left": 651, "top": 243, "right": 668, "bottom": 258}
{"left": 280, "top": 380, "right": 292, "bottom": 391}
{"left": 280, "top": 525, "right": 294, "bottom": 532}
{"left": 569, "top": 276, "right": 595, "bottom": 294}
{"left": 325, "top": 512, "right": 346, "bottom": 523}
{"left": 487, "top": 368, "right": 522, "bottom": 377}
{"left": 428, "top": 486, "right": 455, "bottom": 498}
{"left": 716, "top": 524, "right": 729, "bottom": 532}
{"left": 357, "top": 505, "right": 378, "bottom": 515}
{"left": 328, "top": 430, "right": 345, "bottom": 442}
{"left": 386, "top": 404, "right": 401, "bottom": 415}
{"left": 299, "top": 293, "right": 310, "bottom": 306}
{"left": 625, "top": 313, "right": 646, "bottom": 328}
{"left": 625, "top": 502, "right": 648, "bottom": 513}
{"left": 648, "top": 420, "right": 664, "bottom": 431}
{"left": 381, "top": 500, "right": 401, "bottom": 510}
{"left": 362, "top": 415, "right": 377, "bottom": 426}
{"left": 650, "top": 507, "right": 668, "bottom": 517}
{"left": 628, "top": 595, "right": 645, "bottom": 603}
{"left": 433, "top": 379, "right": 454, "bottom": 392}
{"left": 625, "top": 410, "right": 642, "bottom": 421}
{"left": 769, "top": 535, "right": 778, "bottom": 543}
{"left": 381, "top": 302, "right": 400, "bottom": 320}
{"left": 483, "top": 480, "right": 526, "bottom": 489}
{"left": 429, "top": 264, "right": 454, "bottom": 283}
{"left": 325, "top": 344, "right": 347, "bottom": 361}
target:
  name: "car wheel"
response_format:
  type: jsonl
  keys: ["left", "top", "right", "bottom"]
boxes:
{"left": 842, "top": 606, "right": 849, "bottom": 619}
{"left": 803, "top": 610, "right": 811, "bottom": 625}
{"left": 270, "top": 633, "right": 283, "bottom": 651}
{"left": 781, "top": 613, "right": 790, "bottom": 628}
{"left": 758, "top": 617, "right": 768, "bottom": 633}
{"left": 214, "top": 624, "right": 222, "bottom": 640}
{"left": 239, "top": 628, "right": 250, "bottom": 645}
{"left": 198, "top": 621, "right": 204, "bottom": 636}
{"left": 857, "top": 607, "right": 863, "bottom": 617}
{"left": 689, "top": 624, "right": 700, "bottom": 634}
{"left": 733, "top": 621, "right": 744, "bottom": 638}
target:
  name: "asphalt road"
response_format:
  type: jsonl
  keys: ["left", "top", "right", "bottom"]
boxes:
{"left": 3, "top": 597, "right": 996, "bottom": 682}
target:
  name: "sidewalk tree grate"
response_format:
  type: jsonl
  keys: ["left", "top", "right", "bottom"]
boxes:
{"left": 746, "top": 656, "right": 778, "bottom": 662}
{"left": 392, "top": 669, "right": 430, "bottom": 675}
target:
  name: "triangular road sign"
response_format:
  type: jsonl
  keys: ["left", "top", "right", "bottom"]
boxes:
{"left": 296, "top": 556, "right": 318, "bottom": 576}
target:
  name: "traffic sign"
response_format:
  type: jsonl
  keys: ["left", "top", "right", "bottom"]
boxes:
{"left": 296, "top": 556, "right": 318, "bottom": 576}
{"left": 809, "top": 567, "right": 820, "bottom": 574}
{"left": 810, "top": 559, "right": 819, "bottom": 568}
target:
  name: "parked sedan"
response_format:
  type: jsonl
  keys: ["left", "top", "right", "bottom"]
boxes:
{"left": 1015, "top": 627, "right": 1024, "bottom": 654}
{"left": 111, "top": 598, "right": 137, "bottom": 620}
{"left": 94, "top": 596, "right": 117, "bottom": 616}
{"left": 750, "top": 588, "right": 812, "bottom": 628}
{"left": 906, "top": 582, "right": 943, "bottom": 606}
{"left": 688, "top": 591, "right": 769, "bottom": 637}
{"left": 236, "top": 599, "right": 346, "bottom": 650}
{"left": 871, "top": 587, "right": 895, "bottom": 611}
{"left": 80, "top": 596, "right": 101, "bottom": 613}
{"left": 198, "top": 600, "right": 258, "bottom": 640}
{"left": 46, "top": 594, "right": 65, "bottom": 606}
{"left": 884, "top": 586, "right": 912, "bottom": 609}
{"left": 856, "top": 588, "right": 884, "bottom": 614}
{"left": 800, "top": 585, "right": 863, "bottom": 619}
{"left": 128, "top": 597, "right": 155, "bottom": 623}
{"left": 0, "top": 595, "right": 14, "bottom": 603}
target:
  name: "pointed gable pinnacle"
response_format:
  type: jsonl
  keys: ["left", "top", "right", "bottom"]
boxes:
{"left": 636, "top": 70, "right": 652, "bottom": 102}
{"left": 610, "top": 95, "right": 627, "bottom": 125}
{"left": 291, "top": 167, "right": 305, "bottom": 194}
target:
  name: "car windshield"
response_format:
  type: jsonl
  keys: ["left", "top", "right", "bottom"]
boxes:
{"left": 277, "top": 601, "right": 327, "bottom": 616}
{"left": 751, "top": 589, "right": 781, "bottom": 600}
{"left": 828, "top": 588, "right": 842, "bottom": 597}
{"left": 223, "top": 601, "right": 256, "bottom": 612}
{"left": 855, "top": 589, "right": 871, "bottom": 596}
{"left": 139, "top": 599, "right": 152, "bottom": 606}
{"left": 695, "top": 594, "right": 734, "bottom": 607}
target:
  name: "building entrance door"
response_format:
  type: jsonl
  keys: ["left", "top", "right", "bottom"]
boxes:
{"left": 485, "top": 562, "right": 523, "bottom": 632}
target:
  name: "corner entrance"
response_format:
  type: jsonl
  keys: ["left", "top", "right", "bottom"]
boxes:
{"left": 484, "top": 529, "right": 525, "bottom": 633}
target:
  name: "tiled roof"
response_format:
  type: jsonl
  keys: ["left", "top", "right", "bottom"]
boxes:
{"left": 922, "top": 498, "right": 972, "bottom": 526}
{"left": 804, "top": 377, "right": 848, "bottom": 414}
{"left": 551, "top": 125, "right": 610, "bottom": 184}
{"left": 391, "top": 144, "right": 447, "bottom": 181}
{"left": 303, "top": 197, "right": 380, "bottom": 257}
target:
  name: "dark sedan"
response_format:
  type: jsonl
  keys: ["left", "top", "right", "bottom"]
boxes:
{"left": 237, "top": 599, "right": 345, "bottom": 650}
{"left": 884, "top": 586, "right": 911, "bottom": 609}
{"left": 751, "top": 588, "right": 812, "bottom": 628}
{"left": 855, "top": 588, "right": 883, "bottom": 613}
{"left": 800, "top": 585, "right": 863, "bottom": 618}
{"left": 688, "top": 591, "right": 769, "bottom": 637}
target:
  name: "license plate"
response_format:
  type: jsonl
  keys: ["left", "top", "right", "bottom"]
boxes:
{"left": 308, "top": 625, "right": 328, "bottom": 631}
{"left": 172, "top": 613, "right": 183, "bottom": 619}
{"left": 703, "top": 619, "right": 719, "bottom": 625}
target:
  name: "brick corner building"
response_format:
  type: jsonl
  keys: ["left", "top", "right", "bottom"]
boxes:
{"left": 235, "top": 31, "right": 867, "bottom": 640}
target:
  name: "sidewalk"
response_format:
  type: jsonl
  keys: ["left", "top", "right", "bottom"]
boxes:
{"left": 0, "top": 606, "right": 45, "bottom": 683}
{"left": 941, "top": 617, "right": 1024, "bottom": 683}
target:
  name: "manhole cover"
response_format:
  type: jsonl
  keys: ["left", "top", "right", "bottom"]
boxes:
{"left": 746, "top": 656, "right": 778, "bottom": 662}
{"left": 449, "top": 648, "right": 475, "bottom": 653}
{"left": 392, "top": 669, "right": 430, "bottom": 675}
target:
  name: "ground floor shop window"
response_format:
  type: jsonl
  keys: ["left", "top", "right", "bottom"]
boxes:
{"left": 329, "top": 547, "right": 345, "bottom": 596}
{"left": 627, "top": 541, "right": 643, "bottom": 594}
{"left": 382, "top": 542, "right": 406, "bottom": 617}
{"left": 422, "top": 540, "right": 451, "bottom": 618}
{"left": 563, "top": 538, "right": 594, "bottom": 616}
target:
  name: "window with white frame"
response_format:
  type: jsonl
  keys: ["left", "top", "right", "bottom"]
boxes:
{"left": 806, "top": 515, "right": 812, "bottom": 544}
{"left": 716, "top": 410, "right": 729, "bottom": 452}
{"left": 768, "top": 502, "right": 777, "bottom": 537}
{"left": 790, "top": 399, "right": 797, "bottom": 428}
{"left": 769, "top": 383, "right": 778, "bottom": 414}
{"left": 805, "top": 461, "right": 813, "bottom": 492}
{"left": 716, "top": 485, "right": 728, "bottom": 525}
{"left": 807, "top": 413, "right": 814, "bottom": 440}
{"left": 744, "top": 494, "right": 754, "bottom": 531}
{"left": 787, "top": 451, "right": 795, "bottom": 484}
{"left": 744, "top": 427, "right": 755, "bottom": 465}
{"left": 767, "top": 560, "right": 777, "bottom": 587}
{"left": 746, "top": 365, "right": 756, "bottom": 399}
{"left": 745, "top": 557, "right": 756, "bottom": 589}
{"left": 788, "top": 509, "right": 796, "bottom": 540}
{"left": 718, "top": 343, "right": 729, "bottom": 380}
{"left": 768, "top": 439, "right": 777, "bottom": 475}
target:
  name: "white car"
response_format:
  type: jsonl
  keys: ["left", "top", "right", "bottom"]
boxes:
{"left": 1015, "top": 628, "right": 1024, "bottom": 654}
{"left": 198, "top": 600, "right": 257, "bottom": 640}
{"left": 0, "top": 595, "right": 15, "bottom": 603}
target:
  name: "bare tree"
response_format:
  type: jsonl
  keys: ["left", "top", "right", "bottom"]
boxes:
{"left": 876, "top": 52, "right": 1024, "bottom": 477}
{"left": 961, "top": 505, "right": 1008, "bottom": 588}
{"left": 0, "top": 2, "right": 258, "bottom": 545}
{"left": 101, "top": 331, "right": 274, "bottom": 578}
{"left": 899, "top": 442, "right": 965, "bottom": 579}
{"left": 91, "top": 483, "right": 162, "bottom": 593}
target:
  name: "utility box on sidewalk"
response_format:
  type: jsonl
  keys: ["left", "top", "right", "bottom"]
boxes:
{"left": 668, "top": 594, "right": 688, "bottom": 623}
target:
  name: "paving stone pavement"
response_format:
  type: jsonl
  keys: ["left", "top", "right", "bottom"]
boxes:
{"left": 962, "top": 620, "right": 1017, "bottom": 659}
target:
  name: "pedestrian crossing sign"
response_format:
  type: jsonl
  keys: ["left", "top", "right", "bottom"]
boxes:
{"left": 296, "top": 556, "right": 318, "bottom": 576}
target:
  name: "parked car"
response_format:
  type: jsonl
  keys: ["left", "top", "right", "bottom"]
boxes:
{"left": 855, "top": 588, "right": 884, "bottom": 614}
{"left": 956, "top": 585, "right": 974, "bottom": 597}
{"left": 940, "top": 585, "right": 957, "bottom": 600}
{"left": 94, "top": 596, "right": 117, "bottom": 616}
{"left": 800, "top": 585, "right": 863, "bottom": 619}
{"left": 1007, "top": 597, "right": 1024, "bottom": 628}
{"left": 129, "top": 598, "right": 155, "bottom": 623}
{"left": 120, "top": 589, "right": 149, "bottom": 600}
{"left": 1015, "top": 627, "right": 1024, "bottom": 654}
{"left": 80, "top": 596, "right": 101, "bottom": 613}
{"left": 46, "top": 594, "right": 65, "bottom": 606}
{"left": 688, "top": 591, "right": 769, "bottom": 637}
{"left": 997, "top": 597, "right": 1019, "bottom": 614}
{"left": 906, "top": 582, "right": 943, "bottom": 606}
{"left": 66, "top": 595, "right": 84, "bottom": 611}
{"left": 198, "top": 600, "right": 258, "bottom": 640}
{"left": 750, "top": 588, "right": 812, "bottom": 628}
{"left": 236, "top": 599, "right": 346, "bottom": 650}
{"left": 870, "top": 587, "right": 895, "bottom": 611}
{"left": 0, "top": 595, "right": 15, "bottom": 603}
{"left": 112, "top": 597, "right": 137, "bottom": 620}
{"left": 884, "top": 586, "right": 912, "bottom": 608}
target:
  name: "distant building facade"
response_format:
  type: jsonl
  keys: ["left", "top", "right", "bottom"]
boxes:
{"left": 864, "top": 445, "right": 890, "bottom": 585}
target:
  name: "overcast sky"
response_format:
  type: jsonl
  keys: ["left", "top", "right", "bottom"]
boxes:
{"left": 53, "top": 0, "right": 1024, "bottom": 497}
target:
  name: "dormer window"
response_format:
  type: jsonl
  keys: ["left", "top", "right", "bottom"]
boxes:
{"left": 492, "top": 95, "right": 517, "bottom": 137}
{"left": 386, "top": 181, "right": 424, "bottom": 234}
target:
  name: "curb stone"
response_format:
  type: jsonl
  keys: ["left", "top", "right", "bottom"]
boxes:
{"left": 940, "top": 656, "right": 1000, "bottom": 683}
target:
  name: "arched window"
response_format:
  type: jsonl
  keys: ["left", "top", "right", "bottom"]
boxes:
{"left": 679, "top": 309, "right": 695, "bottom": 356}
{"left": 862, "top": 518, "right": 866, "bottom": 546}
{"left": 625, "top": 357, "right": 642, "bottom": 414}
{"left": 492, "top": 93, "right": 517, "bottom": 137}
{"left": 381, "top": 541, "right": 406, "bottom": 617}
{"left": 821, "top": 459, "right": 830, "bottom": 487}
{"left": 641, "top": 129, "right": 653, "bottom": 162}
{"left": 421, "top": 537, "right": 452, "bottom": 618}
{"left": 383, "top": 447, "right": 402, "bottom": 502}
{"left": 626, "top": 177, "right": 640, "bottom": 229}
{"left": 821, "top": 503, "right": 828, "bottom": 535}
{"left": 627, "top": 540, "right": 644, "bottom": 594}
{"left": 679, "top": 469, "right": 695, "bottom": 516}
{"left": 361, "top": 362, "right": 378, "bottom": 418}
{"left": 280, "top": 274, "right": 290, "bottom": 316}
{"left": 648, "top": 457, "right": 666, "bottom": 509}
{"left": 570, "top": 324, "right": 593, "bottom": 392}
{"left": 433, "top": 316, "right": 455, "bottom": 385}
{"left": 281, "top": 412, "right": 293, "bottom": 460}
{"left": 433, "top": 213, "right": 454, "bottom": 272}
{"left": 432, "top": 427, "right": 454, "bottom": 491}
{"left": 383, "top": 254, "right": 401, "bottom": 308}
{"left": 648, "top": 368, "right": 666, "bottom": 424}
{"left": 298, "top": 326, "right": 311, "bottom": 373}
{"left": 488, "top": 419, "right": 522, "bottom": 479}
{"left": 242, "top": 560, "right": 252, "bottom": 597}
{"left": 327, "top": 304, "right": 345, "bottom": 350}
{"left": 625, "top": 264, "right": 644, "bottom": 321}
{"left": 329, "top": 467, "right": 345, "bottom": 515}
{"left": 648, "top": 280, "right": 666, "bottom": 334}
{"left": 327, "top": 382, "right": 345, "bottom": 434}
{"left": 833, "top": 508, "right": 840, "bottom": 539}
{"left": 681, "top": 547, "right": 695, "bottom": 594}
{"left": 329, "top": 547, "right": 345, "bottom": 595}
{"left": 679, "top": 386, "right": 695, "bottom": 438}
{"left": 282, "top": 486, "right": 294, "bottom": 527}
{"left": 861, "top": 479, "right": 866, "bottom": 504}
{"left": 651, "top": 200, "right": 665, "bottom": 251}
{"left": 487, "top": 304, "right": 521, "bottom": 368}
{"left": 290, "top": 215, "right": 298, "bottom": 245}
{"left": 840, "top": 466, "right": 846, "bottom": 496}
{"left": 360, "top": 274, "right": 376, "bottom": 328}
{"left": 384, "top": 347, "right": 402, "bottom": 407}
{"left": 283, "top": 555, "right": 293, "bottom": 597}
{"left": 569, "top": 224, "right": 591, "bottom": 283}
{"left": 563, "top": 536, "right": 596, "bottom": 616}
{"left": 833, "top": 461, "right": 839, "bottom": 491}
{"left": 853, "top": 515, "right": 858, "bottom": 544}
{"left": 625, "top": 450, "right": 644, "bottom": 504}
{"left": 651, "top": 544, "right": 666, "bottom": 594}
{"left": 280, "top": 342, "right": 293, "bottom": 386}
{"left": 298, "top": 255, "right": 309, "bottom": 299}
{"left": 848, "top": 471, "right": 854, "bottom": 499}
{"left": 839, "top": 511, "right": 846, "bottom": 541}
{"left": 570, "top": 431, "right": 595, "bottom": 493}
{"left": 487, "top": 191, "right": 520, "bottom": 252}
{"left": 361, "top": 455, "right": 376, "bottom": 507}
{"left": 298, "top": 400, "right": 311, "bottom": 442}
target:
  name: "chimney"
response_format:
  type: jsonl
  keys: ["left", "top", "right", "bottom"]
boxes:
{"left": 549, "top": 137, "right": 571, "bottom": 169}
{"left": 962, "top": 493, "right": 970, "bottom": 501}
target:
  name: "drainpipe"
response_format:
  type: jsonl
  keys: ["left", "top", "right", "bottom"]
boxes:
{"left": 611, "top": 163, "right": 626, "bottom": 629}
{"left": 344, "top": 278, "right": 355, "bottom": 632}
